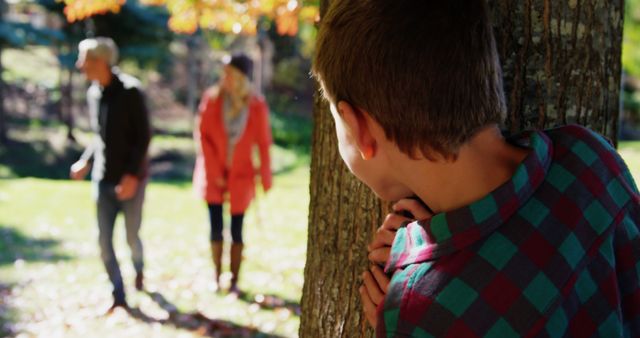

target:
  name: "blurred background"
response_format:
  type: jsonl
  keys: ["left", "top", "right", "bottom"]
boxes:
{"left": 0, "top": 0, "right": 315, "bottom": 337}
{"left": 0, "top": 0, "right": 639, "bottom": 337}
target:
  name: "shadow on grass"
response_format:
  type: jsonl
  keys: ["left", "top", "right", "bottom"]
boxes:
{"left": 237, "top": 291, "right": 301, "bottom": 316}
{"left": 0, "top": 138, "right": 82, "bottom": 180}
{"left": 149, "top": 150, "right": 195, "bottom": 181}
{"left": 0, "top": 283, "right": 17, "bottom": 337}
{"left": 0, "top": 226, "right": 72, "bottom": 336}
{"left": 125, "top": 291, "right": 285, "bottom": 337}
{"left": 0, "top": 226, "right": 73, "bottom": 266}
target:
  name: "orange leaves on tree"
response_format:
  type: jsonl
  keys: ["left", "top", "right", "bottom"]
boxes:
{"left": 153, "top": 0, "right": 318, "bottom": 35}
{"left": 61, "top": 0, "right": 319, "bottom": 36}
{"left": 61, "top": 0, "right": 126, "bottom": 22}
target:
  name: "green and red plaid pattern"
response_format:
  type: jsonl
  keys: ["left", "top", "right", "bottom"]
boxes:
{"left": 379, "top": 125, "right": 640, "bottom": 337}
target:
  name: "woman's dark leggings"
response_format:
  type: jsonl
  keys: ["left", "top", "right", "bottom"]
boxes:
{"left": 208, "top": 204, "right": 244, "bottom": 243}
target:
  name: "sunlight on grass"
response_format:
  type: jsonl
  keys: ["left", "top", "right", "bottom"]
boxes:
{"left": 0, "top": 164, "right": 309, "bottom": 337}
{"left": 3, "top": 47, "right": 60, "bottom": 88}
{"left": 620, "top": 141, "right": 640, "bottom": 182}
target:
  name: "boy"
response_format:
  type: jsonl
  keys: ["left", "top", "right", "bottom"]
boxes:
{"left": 312, "top": 1, "right": 640, "bottom": 337}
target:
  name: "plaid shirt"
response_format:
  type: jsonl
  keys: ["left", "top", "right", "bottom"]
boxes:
{"left": 379, "top": 125, "right": 640, "bottom": 337}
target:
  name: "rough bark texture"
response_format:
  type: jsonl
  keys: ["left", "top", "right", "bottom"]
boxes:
{"left": 299, "top": 90, "right": 385, "bottom": 338}
{"left": 61, "top": 68, "right": 76, "bottom": 141}
{"left": 491, "top": 0, "right": 623, "bottom": 142}
{"left": 0, "top": 43, "right": 6, "bottom": 145}
{"left": 300, "top": 0, "right": 623, "bottom": 337}
{"left": 0, "top": 0, "right": 6, "bottom": 145}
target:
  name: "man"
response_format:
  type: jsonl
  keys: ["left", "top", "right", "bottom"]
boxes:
{"left": 70, "top": 37, "right": 151, "bottom": 312}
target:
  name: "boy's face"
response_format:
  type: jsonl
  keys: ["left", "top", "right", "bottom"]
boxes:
{"left": 329, "top": 102, "right": 413, "bottom": 201}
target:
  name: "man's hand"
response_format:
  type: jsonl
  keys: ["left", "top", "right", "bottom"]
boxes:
{"left": 368, "top": 198, "right": 433, "bottom": 265}
{"left": 115, "top": 174, "right": 139, "bottom": 201}
{"left": 70, "top": 160, "right": 91, "bottom": 180}
{"left": 359, "top": 265, "right": 390, "bottom": 328}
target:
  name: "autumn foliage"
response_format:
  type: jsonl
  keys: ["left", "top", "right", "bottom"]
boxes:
{"left": 62, "top": 0, "right": 126, "bottom": 22}
{"left": 61, "top": 0, "right": 319, "bottom": 35}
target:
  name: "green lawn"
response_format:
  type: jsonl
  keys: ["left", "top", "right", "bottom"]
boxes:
{"left": 0, "top": 160, "right": 309, "bottom": 337}
{"left": 620, "top": 141, "right": 640, "bottom": 182}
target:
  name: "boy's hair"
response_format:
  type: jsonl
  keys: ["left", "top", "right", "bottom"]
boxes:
{"left": 313, "top": 0, "right": 506, "bottom": 157}
{"left": 79, "top": 37, "right": 119, "bottom": 66}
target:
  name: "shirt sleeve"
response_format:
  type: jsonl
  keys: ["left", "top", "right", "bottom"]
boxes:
{"left": 256, "top": 100, "right": 272, "bottom": 191}
{"left": 615, "top": 202, "right": 640, "bottom": 337}
{"left": 199, "top": 93, "right": 224, "bottom": 182}
{"left": 79, "top": 137, "right": 97, "bottom": 162}
{"left": 124, "top": 88, "right": 151, "bottom": 178}
{"left": 385, "top": 221, "right": 431, "bottom": 273}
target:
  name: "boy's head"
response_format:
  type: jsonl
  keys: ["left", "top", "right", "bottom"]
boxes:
{"left": 313, "top": 0, "right": 506, "bottom": 200}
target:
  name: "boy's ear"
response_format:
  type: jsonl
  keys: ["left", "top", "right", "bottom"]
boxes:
{"left": 337, "top": 101, "right": 376, "bottom": 160}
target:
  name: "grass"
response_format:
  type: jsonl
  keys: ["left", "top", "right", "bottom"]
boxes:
{"left": 3, "top": 47, "right": 61, "bottom": 89}
{"left": 619, "top": 141, "right": 640, "bottom": 182}
{"left": 0, "top": 133, "right": 310, "bottom": 337}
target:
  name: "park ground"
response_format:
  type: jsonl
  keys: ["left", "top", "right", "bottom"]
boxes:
{"left": 0, "top": 122, "right": 310, "bottom": 338}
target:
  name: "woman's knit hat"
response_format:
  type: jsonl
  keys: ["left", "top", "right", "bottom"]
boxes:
{"left": 226, "top": 53, "right": 253, "bottom": 79}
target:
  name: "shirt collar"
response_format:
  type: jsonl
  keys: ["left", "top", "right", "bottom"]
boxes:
{"left": 387, "top": 130, "right": 553, "bottom": 270}
{"left": 101, "top": 70, "right": 122, "bottom": 96}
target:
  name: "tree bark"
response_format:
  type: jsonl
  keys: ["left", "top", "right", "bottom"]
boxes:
{"left": 186, "top": 35, "right": 202, "bottom": 114}
{"left": 299, "top": 88, "right": 385, "bottom": 338}
{"left": 0, "top": 43, "right": 7, "bottom": 145}
{"left": 60, "top": 67, "right": 76, "bottom": 142}
{"left": 491, "top": 0, "right": 623, "bottom": 143}
{"left": 299, "top": 0, "right": 624, "bottom": 337}
{"left": 0, "top": 0, "right": 7, "bottom": 145}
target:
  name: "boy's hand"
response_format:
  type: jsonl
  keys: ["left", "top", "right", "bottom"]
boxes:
{"left": 368, "top": 198, "right": 433, "bottom": 265}
{"left": 359, "top": 265, "right": 389, "bottom": 328}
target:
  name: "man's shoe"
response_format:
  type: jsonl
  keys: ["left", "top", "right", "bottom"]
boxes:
{"left": 106, "top": 298, "right": 129, "bottom": 315}
{"left": 135, "top": 272, "right": 144, "bottom": 291}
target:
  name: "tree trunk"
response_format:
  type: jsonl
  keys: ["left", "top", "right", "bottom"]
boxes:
{"left": 299, "top": 87, "right": 385, "bottom": 338}
{"left": 299, "top": 0, "right": 623, "bottom": 337}
{"left": 0, "top": 43, "right": 7, "bottom": 145}
{"left": 186, "top": 35, "right": 201, "bottom": 114}
{"left": 59, "top": 67, "right": 75, "bottom": 141}
{"left": 64, "top": 69, "right": 76, "bottom": 141}
{"left": 0, "top": 0, "right": 7, "bottom": 145}
{"left": 491, "top": 0, "right": 623, "bottom": 143}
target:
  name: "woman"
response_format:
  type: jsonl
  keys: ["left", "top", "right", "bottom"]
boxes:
{"left": 193, "top": 53, "right": 272, "bottom": 293}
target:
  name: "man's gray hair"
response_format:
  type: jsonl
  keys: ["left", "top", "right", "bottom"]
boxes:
{"left": 78, "top": 37, "right": 119, "bottom": 66}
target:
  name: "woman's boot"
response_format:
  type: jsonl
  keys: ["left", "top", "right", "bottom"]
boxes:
{"left": 211, "top": 241, "right": 223, "bottom": 289}
{"left": 229, "top": 242, "right": 244, "bottom": 294}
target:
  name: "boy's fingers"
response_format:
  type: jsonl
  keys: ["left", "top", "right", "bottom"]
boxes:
{"left": 368, "top": 247, "right": 390, "bottom": 265}
{"left": 362, "top": 271, "right": 384, "bottom": 306}
{"left": 371, "top": 265, "right": 390, "bottom": 293}
{"left": 368, "top": 229, "right": 396, "bottom": 251}
{"left": 393, "top": 198, "right": 433, "bottom": 220}
{"left": 359, "top": 286, "right": 377, "bottom": 327}
{"left": 381, "top": 213, "right": 411, "bottom": 231}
